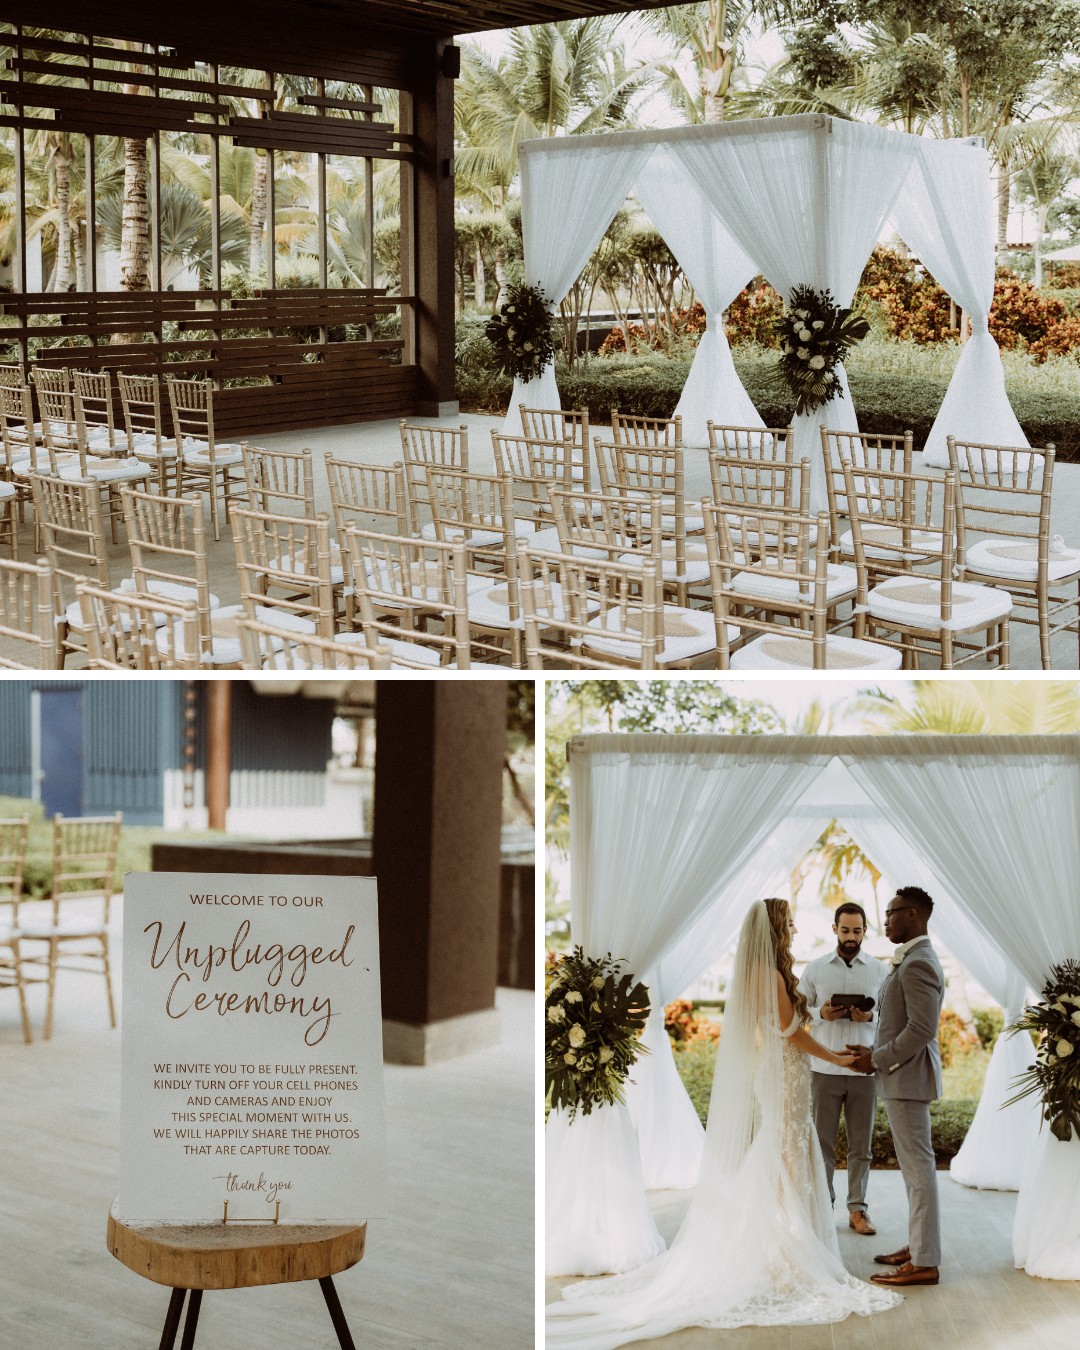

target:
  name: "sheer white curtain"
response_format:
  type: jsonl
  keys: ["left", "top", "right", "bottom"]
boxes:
{"left": 632, "top": 145, "right": 761, "bottom": 445}
{"left": 889, "top": 142, "right": 1027, "bottom": 465}
{"left": 840, "top": 815, "right": 1039, "bottom": 1190}
{"left": 625, "top": 814, "right": 830, "bottom": 1191}
{"left": 667, "top": 117, "right": 918, "bottom": 510}
{"left": 547, "top": 735, "right": 830, "bottom": 1274}
{"left": 502, "top": 138, "right": 652, "bottom": 433}
{"left": 837, "top": 735, "right": 1080, "bottom": 1276}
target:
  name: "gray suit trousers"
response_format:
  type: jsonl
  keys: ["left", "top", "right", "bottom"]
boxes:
{"left": 810, "top": 1073, "right": 877, "bottom": 1212}
{"left": 884, "top": 1097, "right": 941, "bottom": 1266}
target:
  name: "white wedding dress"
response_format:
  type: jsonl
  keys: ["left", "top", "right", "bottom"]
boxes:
{"left": 546, "top": 903, "right": 901, "bottom": 1347}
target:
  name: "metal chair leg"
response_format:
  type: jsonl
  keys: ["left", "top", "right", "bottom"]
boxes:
{"left": 319, "top": 1276, "right": 357, "bottom": 1350}
{"left": 179, "top": 1289, "right": 202, "bottom": 1350}
{"left": 158, "top": 1289, "right": 186, "bottom": 1350}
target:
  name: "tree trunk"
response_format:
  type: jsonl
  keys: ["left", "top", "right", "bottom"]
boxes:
{"left": 493, "top": 244, "right": 506, "bottom": 309}
{"left": 119, "top": 135, "right": 150, "bottom": 291}
{"left": 72, "top": 212, "right": 85, "bottom": 291}
{"left": 996, "top": 158, "right": 1010, "bottom": 253}
{"left": 1034, "top": 204, "right": 1047, "bottom": 288}
{"left": 53, "top": 143, "right": 72, "bottom": 293}
{"left": 250, "top": 149, "right": 268, "bottom": 276}
{"left": 473, "top": 240, "right": 486, "bottom": 308}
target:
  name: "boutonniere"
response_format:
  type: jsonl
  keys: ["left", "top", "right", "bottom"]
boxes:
{"left": 889, "top": 951, "right": 906, "bottom": 968}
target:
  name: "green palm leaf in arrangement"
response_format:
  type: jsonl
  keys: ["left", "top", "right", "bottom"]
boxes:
{"left": 1005, "top": 959, "right": 1080, "bottom": 1142}
{"left": 546, "top": 947, "right": 650, "bottom": 1120}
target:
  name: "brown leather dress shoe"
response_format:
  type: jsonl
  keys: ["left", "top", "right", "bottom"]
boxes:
{"left": 849, "top": 1211, "right": 876, "bottom": 1236}
{"left": 873, "top": 1246, "right": 911, "bottom": 1265}
{"left": 870, "top": 1262, "right": 939, "bottom": 1286}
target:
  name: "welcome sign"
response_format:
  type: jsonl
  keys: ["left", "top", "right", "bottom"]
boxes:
{"left": 117, "top": 872, "right": 387, "bottom": 1224}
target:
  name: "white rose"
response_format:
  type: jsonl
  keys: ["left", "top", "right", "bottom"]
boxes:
{"left": 564, "top": 1051, "right": 577, "bottom": 1065}
{"left": 547, "top": 1004, "right": 565, "bottom": 1023}
{"left": 590, "top": 1002, "right": 601, "bottom": 1013}
{"left": 1072, "top": 1011, "right": 1080, "bottom": 1027}
{"left": 795, "top": 309, "right": 809, "bottom": 319}
{"left": 1046, "top": 1052, "right": 1058, "bottom": 1064}
{"left": 809, "top": 355, "right": 826, "bottom": 370}
{"left": 592, "top": 977, "right": 604, "bottom": 989}
{"left": 812, "top": 319, "right": 824, "bottom": 330}
{"left": 568, "top": 1024, "right": 586, "bottom": 1048}
{"left": 599, "top": 1047, "right": 614, "bottom": 1064}
{"left": 1053, "top": 1001, "right": 1067, "bottom": 1014}
{"left": 799, "top": 328, "right": 812, "bottom": 342}
{"left": 1057, "top": 1038, "right": 1074, "bottom": 1057}
{"left": 797, "top": 348, "right": 809, "bottom": 360}
{"left": 783, "top": 342, "right": 793, "bottom": 354}
{"left": 565, "top": 991, "right": 583, "bottom": 1004}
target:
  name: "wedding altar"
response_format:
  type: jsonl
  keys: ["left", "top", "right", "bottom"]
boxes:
{"left": 547, "top": 733, "right": 1080, "bottom": 1282}
{"left": 506, "top": 115, "right": 1027, "bottom": 512}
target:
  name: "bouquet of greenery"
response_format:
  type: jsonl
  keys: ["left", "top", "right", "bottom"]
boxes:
{"left": 484, "top": 282, "right": 556, "bottom": 382}
{"left": 774, "top": 284, "right": 870, "bottom": 415}
{"left": 1005, "top": 959, "right": 1080, "bottom": 1141}
{"left": 546, "top": 947, "right": 650, "bottom": 1120}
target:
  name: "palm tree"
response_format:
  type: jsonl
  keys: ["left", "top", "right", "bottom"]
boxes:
{"left": 638, "top": 2, "right": 755, "bottom": 124}
{"left": 849, "top": 681, "right": 1080, "bottom": 735}
{"left": 1016, "top": 147, "right": 1080, "bottom": 286}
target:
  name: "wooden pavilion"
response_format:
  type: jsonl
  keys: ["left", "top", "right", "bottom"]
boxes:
{"left": 0, "top": 2, "right": 663, "bottom": 433}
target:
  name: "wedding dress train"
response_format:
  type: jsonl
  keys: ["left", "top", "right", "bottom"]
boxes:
{"left": 546, "top": 904, "right": 901, "bottom": 1348}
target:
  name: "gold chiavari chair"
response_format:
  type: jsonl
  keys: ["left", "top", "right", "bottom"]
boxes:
{"left": 399, "top": 419, "right": 469, "bottom": 539}
{"left": 30, "top": 473, "right": 112, "bottom": 667}
{"left": 948, "top": 438, "right": 1078, "bottom": 670}
{"left": 77, "top": 581, "right": 201, "bottom": 670}
{"left": 0, "top": 815, "right": 33, "bottom": 1043}
{"left": 165, "top": 376, "right": 245, "bottom": 541}
{"left": 117, "top": 371, "right": 182, "bottom": 496}
{"left": 0, "top": 555, "right": 56, "bottom": 669}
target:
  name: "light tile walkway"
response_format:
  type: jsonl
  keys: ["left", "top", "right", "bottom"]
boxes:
{"left": 546, "top": 1169, "right": 1080, "bottom": 1350}
{"left": 0, "top": 897, "right": 534, "bottom": 1349}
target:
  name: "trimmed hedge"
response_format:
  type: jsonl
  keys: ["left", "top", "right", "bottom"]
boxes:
{"left": 673, "top": 1040, "right": 976, "bottom": 1167}
{"left": 456, "top": 351, "right": 1080, "bottom": 463}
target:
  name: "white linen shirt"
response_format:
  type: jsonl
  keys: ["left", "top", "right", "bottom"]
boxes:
{"left": 799, "top": 947, "right": 889, "bottom": 1077}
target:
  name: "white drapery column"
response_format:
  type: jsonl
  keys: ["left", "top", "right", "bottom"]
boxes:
{"left": 666, "top": 117, "right": 918, "bottom": 510}
{"left": 889, "top": 142, "right": 1027, "bottom": 465}
{"left": 836, "top": 736, "right": 1080, "bottom": 1276}
{"left": 625, "top": 813, "right": 830, "bottom": 1191}
{"left": 839, "top": 815, "right": 1039, "bottom": 1191}
{"left": 547, "top": 735, "right": 830, "bottom": 1275}
{"left": 502, "top": 139, "right": 653, "bottom": 434}
{"left": 632, "top": 145, "right": 761, "bottom": 445}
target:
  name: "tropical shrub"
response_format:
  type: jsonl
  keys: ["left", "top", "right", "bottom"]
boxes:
{"left": 990, "top": 273, "right": 1066, "bottom": 350}
{"left": 664, "top": 998, "right": 722, "bottom": 1047}
{"left": 724, "top": 280, "right": 783, "bottom": 347}
{"left": 938, "top": 1008, "right": 981, "bottom": 1069}
{"left": 972, "top": 1006, "right": 1005, "bottom": 1051}
{"left": 1030, "top": 315, "right": 1080, "bottom": 363}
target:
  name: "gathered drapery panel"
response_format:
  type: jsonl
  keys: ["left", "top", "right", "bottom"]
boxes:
{"left": 837, "top": 737, "right": 1080, "bottom": 1273}
{"left": 626, "top": 814, "right": 830, "bottom": 1191}
{"left": 840, "top": 814, "right": 1038, "bottom": 1191}
{"left": 549, "top": 737, "right": 831, "bottom": 1273}
{"left": 502, "top": 140, "right": 652, "bottom": 434}
{"left": 632, "top": 145, "right": 761, "bottom": 444}
{"left": 666, "top": 119, "right": 918, "bottom": 510}
{"left": 889, "top": 143, "right": 1027, "bottom": 465}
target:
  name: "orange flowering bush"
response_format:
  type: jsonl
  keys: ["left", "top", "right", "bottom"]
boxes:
{"left": 1030, "top": 315, "right": 1080, "bottom": 363}
{"left": 665, "top": 998, "right": 722, "bottom": 1047}
{"left": 989, "top": 272, "right": 1066, "bottom": 351}
{"left": 724, "top": 281, "right": 783, "bottom": 348}
{"left": 937, "top": 1007, "right": 981, "bottom": 1069}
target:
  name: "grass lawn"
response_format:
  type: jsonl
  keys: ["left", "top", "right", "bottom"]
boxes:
{"left": 0, "top": 794, "right": 251, "bottom": 899}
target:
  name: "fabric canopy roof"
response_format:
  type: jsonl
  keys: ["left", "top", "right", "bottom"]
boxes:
{"left": 510, "top": 115, "right": 1027, "bottom": 510}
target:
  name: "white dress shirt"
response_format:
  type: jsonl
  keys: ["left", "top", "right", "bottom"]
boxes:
{"left": 799, "top": 946, "right": 889, "bottom": 1077}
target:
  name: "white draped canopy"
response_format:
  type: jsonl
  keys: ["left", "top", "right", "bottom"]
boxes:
{"left": 508, "top": 115, "right": 1027, "bottom": 509}
{"left": 548, "top": 734, "right": 1079, "bottom": 1282}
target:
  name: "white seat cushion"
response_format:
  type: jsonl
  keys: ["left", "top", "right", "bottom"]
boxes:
{"left": 118, "top": 576, "right": 220, "bottom": 618}
{"left": 158, "top": 603, "right": 314, "bottom": 666}
{"left": 419, "top": 521, "right": 503, "bottom": 547}
{"left": 269, "top": 539, "right": 345, "bottom": 587}
{"left": 129, "top": 431, "right": 179, "bottom": 459}
{"left": 584, "top": 605, "right": 725, "bottom": 666}
{"left": 731, "top": 562, "right": 857, "bottom": 606}
{"left": 617, "top": 541, "right": 710, "bottom": 585}
{"left": 867, "top": 576, "right": 1012, "bottom": 633}
{"left": 335, "top": 631, "right": 442, "bottom": 668}
{"left": 182, "top": 439, "right": 243, "bottom": 466}
{"left": 0, "top": 481, "right": 16, "bottom": 499}
{"left": 730, "top": 633, "right": 902, "bottom": 671}
{"left": 840, "top": 525, "right": 943, "bottom": 561}
{"left": 966, "top": 536, "right": 1080, "bottom": 583}
{"left": 57, "top": 457, "right": 152, "bottom": 484}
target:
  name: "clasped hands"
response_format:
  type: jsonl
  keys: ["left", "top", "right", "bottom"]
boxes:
{"left": 843, "top": 1044, "right": 875, "bottom": 1075}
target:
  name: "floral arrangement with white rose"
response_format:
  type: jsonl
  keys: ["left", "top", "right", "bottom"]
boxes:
{"left": 483, "top": 282, "right": 557, "bottom": 382}
{"left": 1005, "top": 959, "right": 1080, "bottom": 1141}
{"left": 773, "top": 284, "right": 870, "bottom": 416}
{"left": 545, "top": 947, "right": 650, "bottom": 1120}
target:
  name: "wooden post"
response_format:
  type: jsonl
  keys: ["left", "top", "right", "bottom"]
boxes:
{"left": 206, "top": 681, "right": 232, "bottom": 831}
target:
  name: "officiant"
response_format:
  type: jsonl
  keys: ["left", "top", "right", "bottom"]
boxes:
{"left": 800, "top": 902, "right": 888, "bottom": 1236}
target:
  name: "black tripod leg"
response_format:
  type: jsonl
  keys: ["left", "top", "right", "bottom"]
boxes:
{"left": 158, "top": 1289, "right": 187, "bottom": 1350}
{"left": 179, "top": 1289, "right": 203, "bottom": 1350}
{"left": 318, "top": 1276, "right": 357, "bottom": 1350}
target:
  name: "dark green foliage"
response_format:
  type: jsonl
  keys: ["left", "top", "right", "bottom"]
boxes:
{"left": 972, "top": 1006, "right": 1006, "bottom": 1051}
{"left": 1006, "top": 960, "right": 1080, "bottom": 1141}
{"left": 775, "top": 285, "right": 871, "bottom": 415}
{"left": 484, "top": 283, "right": 556, "bottom": 381}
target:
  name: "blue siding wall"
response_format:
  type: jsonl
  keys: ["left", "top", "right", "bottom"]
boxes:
{"left": 0, "top": 684, "right": 33, "bottom": 798}
{"left": 83, "top": 682, "right": 183, "bottom": 823}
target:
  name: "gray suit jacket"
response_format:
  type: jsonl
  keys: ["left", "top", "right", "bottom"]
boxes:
{"left": 871, "top": 938, "right": 944, "bottom": 1101}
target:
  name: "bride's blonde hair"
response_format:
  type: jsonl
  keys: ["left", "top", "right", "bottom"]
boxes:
{"left": 764, "top": 898, "right": 808, "bottom": 1026}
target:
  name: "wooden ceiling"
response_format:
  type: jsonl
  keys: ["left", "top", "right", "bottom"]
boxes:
{"left": 311, "top": 1, "right": 675, "bottom": 34}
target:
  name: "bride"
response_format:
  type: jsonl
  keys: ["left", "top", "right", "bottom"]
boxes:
{"left": 546, "top": 899, "right": 903, "bottom": 1347}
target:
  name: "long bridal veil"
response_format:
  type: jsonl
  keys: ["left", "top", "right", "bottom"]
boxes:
{"left": 546, "top": 901, "right": 901, "bottom": 1348}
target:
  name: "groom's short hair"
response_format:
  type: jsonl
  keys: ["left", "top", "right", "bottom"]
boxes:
{"left": 896, "top": 885, "right": 934, "bottom": 917}
{"left": 834, "top": 902, "right": 867, "bottom": 927}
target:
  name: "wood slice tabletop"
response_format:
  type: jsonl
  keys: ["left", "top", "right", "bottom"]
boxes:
{"left": 107, "top": 1205, "right": 366, "bottom": 1290}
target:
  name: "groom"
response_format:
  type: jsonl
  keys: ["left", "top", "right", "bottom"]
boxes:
{"left": 847, "top": 886, "right": 944, "bottom": 1287}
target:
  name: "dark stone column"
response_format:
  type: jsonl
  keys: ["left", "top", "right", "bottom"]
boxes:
{"left": 408, "top": 36, "right": 458, "bottom": 415}
{"left": 373, "top": 681, "right": 505, "bottom": 1063}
